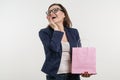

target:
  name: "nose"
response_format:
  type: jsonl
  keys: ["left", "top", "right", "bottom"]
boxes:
{"left": 49, "top": 12, "right": 56, "bottom": 16}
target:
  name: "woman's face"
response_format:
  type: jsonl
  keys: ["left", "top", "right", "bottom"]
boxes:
{"left": 47, "top": 5, "right": 65, "bottom": 23}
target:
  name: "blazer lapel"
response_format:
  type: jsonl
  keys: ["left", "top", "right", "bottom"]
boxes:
{"left": 64, "top": 27, "right": 73, "bottom": 58}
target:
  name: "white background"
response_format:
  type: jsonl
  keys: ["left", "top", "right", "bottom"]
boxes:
{"left": 0, "top": 0, "right": 120, "bottom": 80}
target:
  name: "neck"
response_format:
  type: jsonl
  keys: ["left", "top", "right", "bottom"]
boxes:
{"left": 56, "top": 22, "right": 64, "bottom": 32}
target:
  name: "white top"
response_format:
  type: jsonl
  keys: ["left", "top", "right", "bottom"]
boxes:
{"left": 57, "top": 42, "right": 71, "bottom": 74}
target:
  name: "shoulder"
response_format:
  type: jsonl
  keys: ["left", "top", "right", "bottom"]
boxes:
{"left": 39, "top": 27, "right": 53, "bottom": 34}
{"left": 39, "top": 27, "right": 49, "bottom": 32}
{"left": 38, "top": 27, "right": 50, "bottom": 38}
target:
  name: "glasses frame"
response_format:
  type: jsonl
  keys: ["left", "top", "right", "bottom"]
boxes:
{"left": 46, "top": 8, "right": 63, "bottom": 15}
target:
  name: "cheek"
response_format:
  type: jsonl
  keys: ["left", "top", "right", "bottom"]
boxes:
{"left": 58, "top": 12, "right": 65, "bottom": 19}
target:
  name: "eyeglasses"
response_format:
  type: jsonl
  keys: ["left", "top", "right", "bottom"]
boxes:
{"left": 46, "top": 8, "right": 63, "bottom": 15}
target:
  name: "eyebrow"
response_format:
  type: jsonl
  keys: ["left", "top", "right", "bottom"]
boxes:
{"left": 49, "top": 8, "right": 61, "bottom": 11}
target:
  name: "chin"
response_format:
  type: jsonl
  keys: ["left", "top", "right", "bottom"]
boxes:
{"left": 53, "top": 20, "right": 59, "bottom": 23}
{"left": 53, "top": 20, "right": 63, "bottom": 24}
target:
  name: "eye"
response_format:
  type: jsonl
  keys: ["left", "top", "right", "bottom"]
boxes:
{"left": 52, "top": 8, "right": 59, "bottom": 13}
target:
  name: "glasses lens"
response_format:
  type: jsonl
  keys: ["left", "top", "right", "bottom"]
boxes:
{"left": 53, "top": 8, "right": 59, "bottom": 13}
{"left": 46, "top": 11, "right": 48, "bottom": 15}
{"left": 46, "top": 8, "right": 62, "bottom": 15}
{"left": 46, "top": 10, "right": 51, "bottom": 15}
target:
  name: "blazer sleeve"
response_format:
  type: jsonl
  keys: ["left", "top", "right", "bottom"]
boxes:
{"left": 75, "top": 29, "right": 82, "bottom": 47}
{"left": 39, "top": 29, "right": 64, "bottom": 53}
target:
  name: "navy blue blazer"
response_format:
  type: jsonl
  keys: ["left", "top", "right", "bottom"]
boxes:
{"left": 39, "top": 26, "right": 81, "bottom": 76}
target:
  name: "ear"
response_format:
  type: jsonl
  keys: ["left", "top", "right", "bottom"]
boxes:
{"left": 63, "top": 13, "right": 65, "bottom": 18}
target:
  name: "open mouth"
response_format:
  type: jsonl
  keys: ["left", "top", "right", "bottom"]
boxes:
{"left": 52, "top": 17, "right": 56, "bottom": 19}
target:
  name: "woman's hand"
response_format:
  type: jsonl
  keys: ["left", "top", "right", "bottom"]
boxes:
{"left": 81, "top": 72, "right": 92, "bottom": 78}
{"left": 47, "top": 16, "right": 59, "bottom": 31}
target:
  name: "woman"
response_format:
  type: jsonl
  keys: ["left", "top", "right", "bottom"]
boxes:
{"left": 39, "top": 3, "right": 91, "bottom": 80}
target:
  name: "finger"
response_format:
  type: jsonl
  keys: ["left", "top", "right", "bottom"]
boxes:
{"left": 46, "top": 16, "right": 51, "bottom": 23}
{"left": 86, "top": 73, "right": 91, "bottom": 77}
{"left": 46, "top": 16, "right": 49, "bottom": 19}
{"left": 83, "top": 72, "right": 87, "bottom": 77}
{"left": 47, "top": 16, "right": 54, "bottom": 25}
{"left": 81, "top": 73, "right": 86, "bottom": 77}
{"left": 82, "top": 72, "right": 90, "bottom": 77}
{"left": 86, "top": 72, "right": 89, "bottom": 77}
{"left": 49, "top": 16, "right": 53, "bottom": 22}
{"left": 85, "top": 73, "right": 88, "bottom": 77}
{"left": 81, "top": 74, "right": 85, "bottom": 77}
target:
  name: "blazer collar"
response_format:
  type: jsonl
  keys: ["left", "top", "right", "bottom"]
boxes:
{"left": 64, "top": 27, "right": 72, "bottom": 42}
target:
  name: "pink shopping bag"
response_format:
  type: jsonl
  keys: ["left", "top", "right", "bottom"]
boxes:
{"left": 71, "top": 47, "right": 96, "bottom": 75}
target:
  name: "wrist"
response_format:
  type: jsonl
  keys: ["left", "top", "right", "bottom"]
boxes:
{"left": 54, "top": 27, "right": 59, "bottom": 31}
